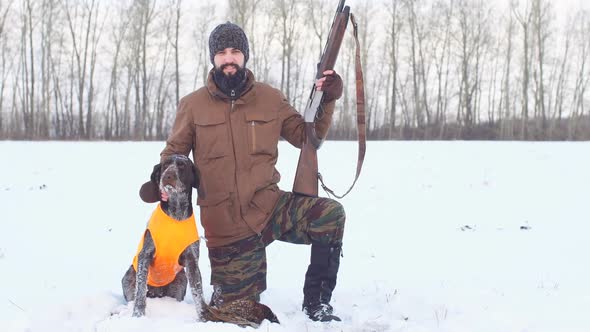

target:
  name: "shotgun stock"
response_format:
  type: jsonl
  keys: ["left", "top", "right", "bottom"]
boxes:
{"left": 292, "top": 0, "right": 350, "bottom": 197}
{"left": 293, "top": 124, "right": 320, "bottom": 196}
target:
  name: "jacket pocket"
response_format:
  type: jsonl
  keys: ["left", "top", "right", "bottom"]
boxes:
{"left": 250, "top": 185, "right": 279, "bottom": 215}
{"left": 245, "top": 111, "right": 278, "bottom": 155}
{"left": 242, "top": 185, "right": 281, "bottom": 231}
{"left": 197, "top": 192, "right": 235, "bottom": 238}
{"left": 194, "top": 112, "right": 229, "bottom": 160}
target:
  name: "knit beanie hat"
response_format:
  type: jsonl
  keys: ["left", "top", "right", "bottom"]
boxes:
{"left": 209, "top": 22, "right": 250, "bottom": 65}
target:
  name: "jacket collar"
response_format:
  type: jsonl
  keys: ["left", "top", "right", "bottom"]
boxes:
{"left": 207, "top": 68, "right": 256, "bottom": 104}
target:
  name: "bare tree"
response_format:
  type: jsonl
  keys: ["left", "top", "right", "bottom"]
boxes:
{"left": 354, "top": 0, "right": 376, "bottom": 135}
{"left": 169, "top": 0, "right": 182, "bottom": 107}
{"left": 154, "top": 8, "right": 175, "bottom": 140}
{"left": 530, "top": 0, "right": 552, "bottom": 136}
{"left": 274, "top": 0, "right": 301, "bottom": 101}
{"left": 305, "top": 0, "right": 332, "bottom": 58}
{"left": 385, "top": 0, "right": 404, "bottom": 138}
{"left": 20, "top": 0, "right": 36, "bottom": 138}
{"left": 253, "top": 2, "right": 278, "bottom": 84}
{"left": 63, "top": 0, "right": 103, "bottom": 139}
{"left": 454, "top": 0, "right": 491, "bottom": 133}
{"left": 499, "top": 2, "right": 516, "bottom": 139}
{"left": 228, "top": 0, "right": 258, "bottom": 28}
{"left": 568, "top": 9, "right": 590, "bottom": 139}
{"left": 39, "top": 0, "right": 55, "bottom": 138}
{"left": 87, "top": 4, "right": 105, "bottom": 139}
{"left": 334, "top": 19, "right": 356, "bottom": 140}
{"left": 403, "top": 0, "right": 426, "bottom": 129}
{"left": 430, "top": 0, "right": 454, "bottom": 139}
{"left": 513, "top": 0, "right": 534, "bottom": 139}
{"left": 0, "top": 0, "right": 14, "bottom": 136}
{"left": 49, "top": 27, "right": 76, "bottom": 138}
{"left": 127, "top": 0, "right": 157, "bottom": 140}
{"left": 549, "top": 11, "right": 574, "bottom": 139}
{"left": 191, "top": 4, "right": 216, "bottom": 89}
{"left": 104, "top": 1, "right": 133, "bottom": 139}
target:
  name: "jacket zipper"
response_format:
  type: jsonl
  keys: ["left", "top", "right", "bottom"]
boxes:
{"left": 227, "top": 98, "right": 260, "bottom": 236}
{"left": 228, "top": 100, "right": 238, "bottom": 225}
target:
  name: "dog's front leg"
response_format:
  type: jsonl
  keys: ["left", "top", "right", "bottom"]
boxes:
{"left": 183, "top": 241, "right": 209, "bottom": 321}
{"left": 133, "top": 230, "right": 155, "bottom": 317}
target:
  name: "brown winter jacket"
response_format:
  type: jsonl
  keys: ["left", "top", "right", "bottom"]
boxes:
{"left": 161, "top": 69, "right": 335, "bottom": 247}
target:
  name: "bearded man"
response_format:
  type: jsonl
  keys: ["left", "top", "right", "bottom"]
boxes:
{"left": 160, "top": 22, "right": 345, "bottom": 322}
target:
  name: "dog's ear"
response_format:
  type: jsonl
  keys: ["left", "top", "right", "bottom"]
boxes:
{"left": 150, "top": 163, "right": 162, "bottom": 184}
{"left": 139, "top": 164, "right": 161, "bottom": 203}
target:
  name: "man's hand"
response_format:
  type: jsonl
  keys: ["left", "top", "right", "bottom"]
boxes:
{"left": 316, "top": 70, "right": 343, "bottom": 103}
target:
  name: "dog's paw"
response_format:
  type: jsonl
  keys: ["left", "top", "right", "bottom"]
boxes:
{"left": 132, "top": 306, "right": 146, "bottom": 318}
{"left": 131, "top": 311, "right": 144, "bottom": 318}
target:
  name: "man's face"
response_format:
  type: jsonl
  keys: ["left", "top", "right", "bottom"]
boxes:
{"left": 213, "top": 48, "right": 245, "bottom": 76}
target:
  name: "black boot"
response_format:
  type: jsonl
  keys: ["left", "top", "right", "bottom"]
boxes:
{"left": 302, "top": 243, "right": 342, "bottom": 322}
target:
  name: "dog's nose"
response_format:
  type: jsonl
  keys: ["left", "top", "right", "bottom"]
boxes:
{"left": 161, "top": 170, "right": 177, "bottom": 186}
{"left": 163, "top": 174, "right": 175, "bottom": 183}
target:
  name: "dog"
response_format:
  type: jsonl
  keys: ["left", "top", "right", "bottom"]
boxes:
{"left": 121, "top": 154, "right": 279, "bottom": 327}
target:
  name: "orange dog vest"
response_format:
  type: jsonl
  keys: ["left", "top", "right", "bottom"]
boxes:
{"left": 132, "top": 204, "right": 199, "bottom": 287}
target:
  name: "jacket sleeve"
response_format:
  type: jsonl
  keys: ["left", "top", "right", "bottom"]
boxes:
{"left": 314, "top": 99, "right": 336, "bottom": 139}
{"left": 160, "top": 98, "right": 194, "bottom": 162}
{"left": 279, "top": 93, "right": 336, "bottom": 149}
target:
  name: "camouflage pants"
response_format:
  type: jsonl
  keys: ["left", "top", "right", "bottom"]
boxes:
{"left": 208, "top": 192, "right": 345, "bottom": 306}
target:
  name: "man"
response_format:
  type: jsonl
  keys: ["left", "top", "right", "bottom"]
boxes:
{"left": 160, "top": 22, "right": 345, "bottom": 322}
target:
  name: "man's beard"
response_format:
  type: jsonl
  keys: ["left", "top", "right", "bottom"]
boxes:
{"left": 213, "top": 64, "right": 247, "bottom": 99}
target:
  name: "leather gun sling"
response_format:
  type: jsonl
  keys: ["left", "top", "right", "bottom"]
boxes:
{"left": 319, "top": 13, "right": 366, "bottom": 199}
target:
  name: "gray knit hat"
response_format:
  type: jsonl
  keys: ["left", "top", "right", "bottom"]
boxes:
{"left": 209, "top": 22, "right": 250, "bottom": 65}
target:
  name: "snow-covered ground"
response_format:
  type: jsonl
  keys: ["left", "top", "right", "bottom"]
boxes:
{"left": 1, "top": 140, "right": 589, "bottom": 332}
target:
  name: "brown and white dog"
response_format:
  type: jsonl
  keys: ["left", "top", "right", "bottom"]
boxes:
{"left": 121, "top": 155, "right": 278, "bottom": 327}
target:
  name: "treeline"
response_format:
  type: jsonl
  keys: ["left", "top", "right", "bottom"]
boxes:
{"left": 0, "top": 0, "right": 588, "bottom": 141}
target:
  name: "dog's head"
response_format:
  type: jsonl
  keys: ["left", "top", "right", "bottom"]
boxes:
{"left": 139, "top": 155, "right": 199, "bottom": 203}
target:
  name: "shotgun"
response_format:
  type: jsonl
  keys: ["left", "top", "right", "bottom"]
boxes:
{"left": 292, "top": 0, "right": 350, "bottom": 197}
